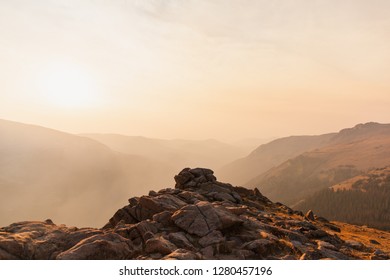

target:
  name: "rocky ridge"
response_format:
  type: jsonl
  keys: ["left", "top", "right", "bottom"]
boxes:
{"left": 1, "top": 168, "right": 389, "bottom": 260}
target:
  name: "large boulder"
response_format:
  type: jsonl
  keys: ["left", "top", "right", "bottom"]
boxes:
{"left": 171, "top": 201, "right": 243, "bottom": 237}
{"left": 174, "top": 168, "right": 216, "bottom": 189}
{"left": 57, "top": 233, "right": 134, "bottom": 260}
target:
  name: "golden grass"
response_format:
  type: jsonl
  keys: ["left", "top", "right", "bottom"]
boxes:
{"left": 333, "top": 221, "right": 390, "bottom": 256}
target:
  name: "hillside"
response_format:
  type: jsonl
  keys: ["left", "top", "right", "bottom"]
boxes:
{"left": 296, "top": 166, "right": 390, "bottom": 230}
{"left": 218, "top": 134, "right": 335, "bottom": 186}
{"left": 82, "top": 133, "right": 249, "bottom": 171}
{"left": 0, "top": 119, "right": 171, "bottom": 227}
{"left": 0, "top": 168, "right": 389, "bottom": 260}
{"left": 246, "top": 122, "right": 390, "bottom": 205}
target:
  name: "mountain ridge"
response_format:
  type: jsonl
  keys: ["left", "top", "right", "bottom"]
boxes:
{"left": 246, "top": 122, "right": 390, "bottom": 206}
{"left": 81, "top": 133, "right": 250, "bottom": 170}
{"left": 217, "top": 133, "right": 337, "bottom": 186}
{"left": 219, "top": 122, "right": 390, "bottom": 188}
{"left": 0, "top": 119, "right": 172, "bottom": 227}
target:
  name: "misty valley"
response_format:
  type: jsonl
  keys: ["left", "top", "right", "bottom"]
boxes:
{"left": 1, "top": 119, "right": 390, "bottom": 260}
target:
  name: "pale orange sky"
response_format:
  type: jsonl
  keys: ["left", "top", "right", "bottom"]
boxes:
{"left": 1, "top": 0, "right": 390, "bottom": 141}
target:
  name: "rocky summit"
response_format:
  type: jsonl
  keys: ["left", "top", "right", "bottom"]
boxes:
{"left": 1, "top": 168, "right": 389, "bottom": 260}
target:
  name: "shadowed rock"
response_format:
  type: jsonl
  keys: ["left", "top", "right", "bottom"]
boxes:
{"left": 171, "top": 201, "right": 243, "bottom": 237}
{"left": 174, "top": 168, "right": 216, "bottom": 189}
{"left": 56, "top": 233, "right": 134, "bottom": 260}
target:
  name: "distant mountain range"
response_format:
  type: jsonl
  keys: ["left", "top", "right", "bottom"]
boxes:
{"left": 2, "top": 119, "right": 390, "bottom": 231}
{"left": 218, "top": 133, "right": 336, "bottom": 185}
{"left": 81, "top": 133, "right": 249, "bottom": 171}
{"left": 0, "top": 119, "right": 251, "bottom": 227}
{"left": 0, "top": 119, "right": 174, "bottom": 227}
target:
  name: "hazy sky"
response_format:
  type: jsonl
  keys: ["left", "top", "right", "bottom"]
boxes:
{"left": 1, "top": 0, "right": 390, "bottom": 141}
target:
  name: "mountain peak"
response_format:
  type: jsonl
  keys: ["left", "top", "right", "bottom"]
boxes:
{"left": 332, "top": 122, "right": 390, "bottom": 143}
{"left": 339, "top": 122, "right": 384, "bottom": 134}
{"left": 353, "top": 122, "right": 380, "bottom": 128}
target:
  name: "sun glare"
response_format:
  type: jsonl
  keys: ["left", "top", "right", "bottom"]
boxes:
{"left": 38, "top": 62, "right": 101, "bottom": 109}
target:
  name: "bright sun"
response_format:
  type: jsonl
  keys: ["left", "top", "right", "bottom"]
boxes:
{"left": 38, "top": 62, "right": 101, "bottom": 109}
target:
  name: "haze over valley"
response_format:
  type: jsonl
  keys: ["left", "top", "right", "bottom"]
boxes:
{"left": 1, "top": 0, "right": 390, "bottom": 260}
{"left": 0, "top": 119, "right": 259, "bottom": 227}
{"left": 2, "top": 119, "right": 390, "bottom": 231}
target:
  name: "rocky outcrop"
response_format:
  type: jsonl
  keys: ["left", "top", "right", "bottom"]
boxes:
{"left": 1, "top": 168, "right": 389, "bottom": 260}
{"left": 0, "top": 220, "right": 129, "bottom": 260}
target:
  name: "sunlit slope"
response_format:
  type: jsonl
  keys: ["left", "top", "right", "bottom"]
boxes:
{"left": 246, "top": 123, "right": 390, "bottom": 205}
{"left": 218, "top": 134, "right": 335, "bottom": 186}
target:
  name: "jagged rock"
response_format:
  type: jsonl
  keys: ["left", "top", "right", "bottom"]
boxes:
{"left": 129, "top": 221, "right": 158, "bottom": 242}
{"left": 107, "top": 207, "right": 138, "bottom": 228}
{"left": 44, "top": 219, "right": 54, "bottom": 225}
{"left": 148, "top": 190, "right": 158, "bottom": 196}
{"left": 199, "top": 230, "right": 225, "bottom": 247}
{"left": 324, "top": 223, "right": 341, "bottom": 232}
{"left": 243, "top": 239, "right": 274, "bottom": 256}
{"left": 197, "top": 182, "right": 242, "bottom": 204}
{"left": 0, "top": 247, "right": 18, "bottom": 260}
{"left": 168, "top": 232, "right": 195, "bottom": 250}
{"left": 317, "top": 247, "right": 350, "bottom": 260}
{"left": 345, "top": 240, "right": 364, "bottom": 250}
{"left": 128, "top": 197, "right": 139, "bottom": 206}
{"left": 174, "top": 168, "right": 216, "bottom": 189}
{"left": 317, "top": 240, "right": 337, "bottom": 251}
{"left": 226, "top": 206, "right": 248, "bottom": 215}
{"left": 200, "top": 246, "right": 214, "bottom": 258}
{"left": 174, "top": 168, "right": 195, "bottom": 186}
{"left": 374, "top": 249, "right": 385, "bottom": 255}
{"left": 281, "top": 220, "right": 317, "bottom": 231}
{"left": 171, "top": 202, "right": 217, "bottom": 237}
{"left": 370, "top": 249, "right": 389, "bottom": 260}
{"left": 305, "top": 210, "right": 315, "bottom": 221}
{"left": 128, "top": 195, "right": 187, "bottom": 223}
{"left": 279, "top": 204, "right": 294, "bottom": 214}
{"left": 171, "top": 201, "right": 243, "bottom": 237}
{"left": 244, "top": 200, "right": 266, "bottom": 210}
{"left": 209, "top": 192, "right": 236, "bottom": 203}
{"left": 162, "top": 249, "right": 202, "bottom": 260}
{"left": 299, "top": 249, "right": 323, "bottom": 260}
{"left": 315, "top": 216, "right": 330, "bottom": 223}
{"left": 234, "top": 249, "right": 255, "bottom": 259}
{"left": 1, "top": 167, "right": 389, "bottom": 260}
{"left": 177, "top": 191, "right": 207, "bottom": 203}
{"left": 305, "top": 229, "right": 329, "bottom": 239}
{"left": 56, "top": 233, "right": 134, "bottom": 260}
{"left": 152, "top": 211, "right": 174, "bottom": 227}
{"left": 0, "top": 221, "right": 102, "bottom": 260}
{"left": 145, "top": 236, "right": 176, "bottom": 255}
{"left": 259, "top": 231, "right": 279, "bottom": 241}
{"left": 242, "top": 238, "right": 294, "bottom": 259}
{"left": 291, "top": 241, "right": 311, "bottom": 254}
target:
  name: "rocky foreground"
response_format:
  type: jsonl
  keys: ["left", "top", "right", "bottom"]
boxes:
{"left": 1, "top": 168, "right": 389, "bottom": 260}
